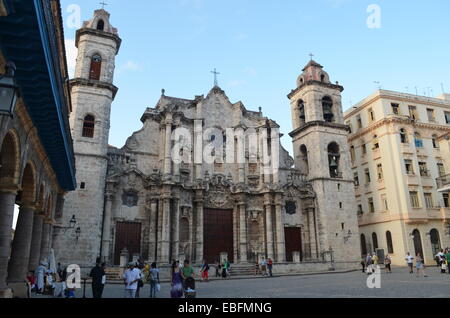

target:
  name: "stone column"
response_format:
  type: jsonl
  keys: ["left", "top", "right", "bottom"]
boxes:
{"left": 163, "top": 117, "right": 173, "bottom": 177}
{"left": 195, "top": 197, "right": 204, "bottom": 264}
{"left": 148, "top": 199, "right": 158, "bottom": 261}
{"left": 194, "top": 120, "right": 203, "bottom": 181}
{"left": 171, "top": 199, "right": 180, "bottom": 261}
{"left": 270, "top": 130, "right": 280, "bottom": 184}
{"left": 160, "top": 197, "right": 171, "bottom": 264}
{"left": 188, "top": 208, "right": 194, "bottom": 262}
{"left": 0, "top": 187, "right": 18, "bottom": 292}
{"left": 28, "top": 212, "right": 44, "bottom": 271}
{"left": 40, "top": 218, "right": 52, "bottom": 263}
{"left": 238, "top": 201, "right": 248, "bottom": 263}
{"left": 7, "top": 203, "right": 36, "bottom": 283}
{"left": 274, "top": 196, "right": 286, "bottom": 262}
{"left": 156, "top": 199, "right": 163, "bottom": 262}
{"left": 101, "top": 192, "right": 114, "bottom": 264}
{"left": 264, "top": 201, "right": 274, "bottom": 260}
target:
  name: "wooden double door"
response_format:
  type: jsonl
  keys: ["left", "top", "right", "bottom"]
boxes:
{"left": 114, "top": 222, "right": 142, "bottom": 265}
{"left": 285, "top": 227, "right": 302, "bottom": 262}
{"left": 204, "top": 209, "right": 234, "bottom": 263}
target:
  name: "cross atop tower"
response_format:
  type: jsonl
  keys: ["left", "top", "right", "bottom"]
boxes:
{"left": 211, "top": 68, "right": 220, "bottom": 87}
{"left": 100, "top": 2, "right": 108, "bottom": 9}
{"left": 309, "top": 53, "right": 314, "bottom": 61}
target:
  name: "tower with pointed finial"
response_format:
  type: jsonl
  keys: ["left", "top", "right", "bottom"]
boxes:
{"left": 288, "top": 59, "right": 360, "bottom": 264}
{"left": 53, "top": 9, "right": 121, "bottom": 269}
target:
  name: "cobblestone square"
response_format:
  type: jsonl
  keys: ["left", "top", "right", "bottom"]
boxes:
{"left": 55, "top": 267, "right": 450, "bottom": 299}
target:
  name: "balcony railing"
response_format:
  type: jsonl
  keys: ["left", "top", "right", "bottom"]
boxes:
{"left": 437, "top": 174, "right": 450, "bottom": 192}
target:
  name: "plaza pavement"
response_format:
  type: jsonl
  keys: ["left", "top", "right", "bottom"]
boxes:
{"left": 34, "top": 266, "right": 450, "bottom": 298}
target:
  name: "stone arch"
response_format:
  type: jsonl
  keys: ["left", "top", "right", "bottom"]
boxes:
{"left": 89, "top": 54, "right": 102, "bottom": 80}
{"left": 327, "top": 142, "right": 340, "bottom": 178}
{"left": 299, "top": 144, "right": 309, "bottom": 174}
{"left": 386, "top": 231, "right": 394, "bottom": 254}
{"left": 412, "top": 229, "right": 424, "bottom": 257}
{"left": 322, "top": 96, "right": 334, "bottom": 122}
{"left": 82, "top": 114, "right": 96, "bottom": 138}
{"left": 97, "top": 19, "right": 105, "bottom": 31}
{"left": 20, "top": 162, "right": 37, "bottom": 205}
{"left": 360, "top": 234, "right": 367, "bottom": 256}
{"left": 0, "top": 130, "right": 21, "bottom": 187}
{"left": 372, "top": 232, "right": 379, "bottom": 251}
{"left": 429, "top": 228, "right": 441, "bottom": 256}
{"left": 298, "top": 99, "right": 305, "bottom": 124}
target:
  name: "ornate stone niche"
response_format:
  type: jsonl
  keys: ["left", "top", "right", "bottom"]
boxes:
{"left": 122, "top": 189, "right": 139, "bottom": 207}
{"left": 285, "top": 201, "right": 297, "bottom": 215}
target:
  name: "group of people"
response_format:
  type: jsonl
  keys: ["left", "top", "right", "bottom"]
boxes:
{"left": 255, "top": 258, "right": 274, "bottom": 277}
{"left": 170, "top": 260, "right": 196, "bottom": 298}
{"left": 362, "top": 250, "right": 450, "bottom": 277}
{"left": 434, "top": 249, "right": 450, "bottom": 274}
{"left": 214, "top": 260, "right": 231, "bottom": 279}
{"left": 122, "top": 261, "right": 160, "bottom": 299}
{"left": 27, "top": 262, "right": 74, "bottom": 298}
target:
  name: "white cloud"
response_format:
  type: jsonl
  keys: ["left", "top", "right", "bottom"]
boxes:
{"left": 122, "top": 60, "right": 141, "bottom": 71}
{"left": 65, "top": 39, "right": 77, "bottom": 78}
{"left": 227, "top": 80, "right": 247, "bottom": 88}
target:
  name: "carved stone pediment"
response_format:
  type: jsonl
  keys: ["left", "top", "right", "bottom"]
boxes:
{"left": 204, "top": 174, "right": 234, "bottom": 209}
{"left": 122, "top": 189, "right": 139, "bottom": 207}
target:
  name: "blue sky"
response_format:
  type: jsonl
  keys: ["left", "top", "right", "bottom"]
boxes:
{"left": 60, "top": 0, "right": 450, "bottom": 151}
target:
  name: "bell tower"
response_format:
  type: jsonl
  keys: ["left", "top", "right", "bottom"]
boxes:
{"left": 53, "top": 9, "right": 121, "bottom": 269}
{"left": 288, "top": 60, "right": 360, "bottom": 264}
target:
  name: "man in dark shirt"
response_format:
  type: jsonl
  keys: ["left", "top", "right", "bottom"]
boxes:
{"left": 89, "top": 261, "right": 106, "bottom": 298}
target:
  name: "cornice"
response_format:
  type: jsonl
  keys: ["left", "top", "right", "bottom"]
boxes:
{"left": 69, "top": 78, "right": 118, "bottom": 100}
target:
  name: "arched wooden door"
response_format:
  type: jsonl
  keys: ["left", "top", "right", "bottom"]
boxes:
{"left": 412, "top": 229, "right": 424, "bottom": 258}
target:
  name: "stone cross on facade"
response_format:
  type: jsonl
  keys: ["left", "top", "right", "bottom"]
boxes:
{"left": 211, "top": 68, "right": 220, "bottom": 87}
{"left": 100, "top": 2, "right": 108, "bottom": 9}
{"left": 309, "top": 53, "right": 314, "bottom": 61}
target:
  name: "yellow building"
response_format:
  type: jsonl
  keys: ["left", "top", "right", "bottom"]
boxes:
{"left": 344, "top": 90, "right": 450, "bottom": 266}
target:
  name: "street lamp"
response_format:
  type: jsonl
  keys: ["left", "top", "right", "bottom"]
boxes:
{"left": 0, "top": 61, "right": 19, "bottom": 117}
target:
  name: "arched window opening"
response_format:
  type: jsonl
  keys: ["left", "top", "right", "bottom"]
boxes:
{"left": 322, "top": 96, "right": 334, "bottom": 123}
{"left": 82, "top": 115, "right": 95, "bottom": 138}
{"left": 299, "top": 145, "right": 309, "bottom": 174}
{"left": 350, "top": 145, "right": 355, "bottom": 162}
{"left": 97, "top": 19, "right": 105, "bottom": 31}
{"left": 360, "top": 234, "right": 367, "bottom": 256}
{"left": 320, "top": 74, "right": 325, "bottom": 82}
{"left": 386, "top": 231, "right": 394, "bottom": 254}
{"left": 412, "top": 229, "right": 424, "bottom": 257}
{"left": 298, "top": 99, "right": 306, "bottom": 124}
{"left": 372, "top": 232, "right": 379, "bottom": 251}
{"left": 328, "top": 142, "right": 341, "bottom": 178}
{"left": 429, "top": 229, "right": 441, "bottom": 257}
{"left": 0, "top": 132, "right": 19, "bottom": 185}
{"left": 400, "top": 129, "right": 408, "bottom": 144}
{"left": 89, "top": 54, "right": 102, "bottom": 80}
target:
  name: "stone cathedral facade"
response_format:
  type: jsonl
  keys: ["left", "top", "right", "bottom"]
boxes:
{"left": 54, "top": 9, "right": 360, "bottom": 270}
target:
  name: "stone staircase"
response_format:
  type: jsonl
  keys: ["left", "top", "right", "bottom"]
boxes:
{"left": 227, "top": 264, "right": 255, "bottom": 276}
{"left": 104, "top": 267, "right": 124, "bottom": 283}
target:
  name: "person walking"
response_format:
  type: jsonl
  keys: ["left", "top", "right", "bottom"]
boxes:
{"left": 365, "top": 254, "right": 373, "bottom": 275}
{"left": 181, "top": 260, "right": 195, "bottom": 289}
{"left": 405, "top": 252, "right": 414, "bottom": 274}
{"left": 361, "top": 256, "right": 366, "bottom": 273}
{"left": 267, "top": 258, "right": 273, "bottom": 277}
{"left": 135, "top": 262, "right": 144, "bottom": 298}
{"left": 436, "top": 249, "right": 445, "bottom": 268}
{"left": 415, "top": 253, "right": 427, "bottom": 278}
{"left": 123, "top": 262, "right": 141, "bottom": 298}
{"left": 446, "top": 249, "right": 450, "bottom": 275}
{"left": 260, "top": 259, "right": 267, "bottom": 276}
{"left": 215, "top": 260, "right": 221, "bottom": 278}
{"left": 149, "top": 262, "right": 160, "bottom": 298}
{"left": 170, "top": 261, "right": 183, "bottom": 298}
{"left": 384, "top": 254, "right": 392, "bottom": 274}
{"left": 200, "top": 260, "right": 209, "bottom": 282}
{"left": 35, "top": 262, "right": 47, "bottom": 294}
{"left": 221, "top": 261, "right": 228, "bottom": 279}
{"left": 89, "top": 261, "right": 105, "bottom": 298}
